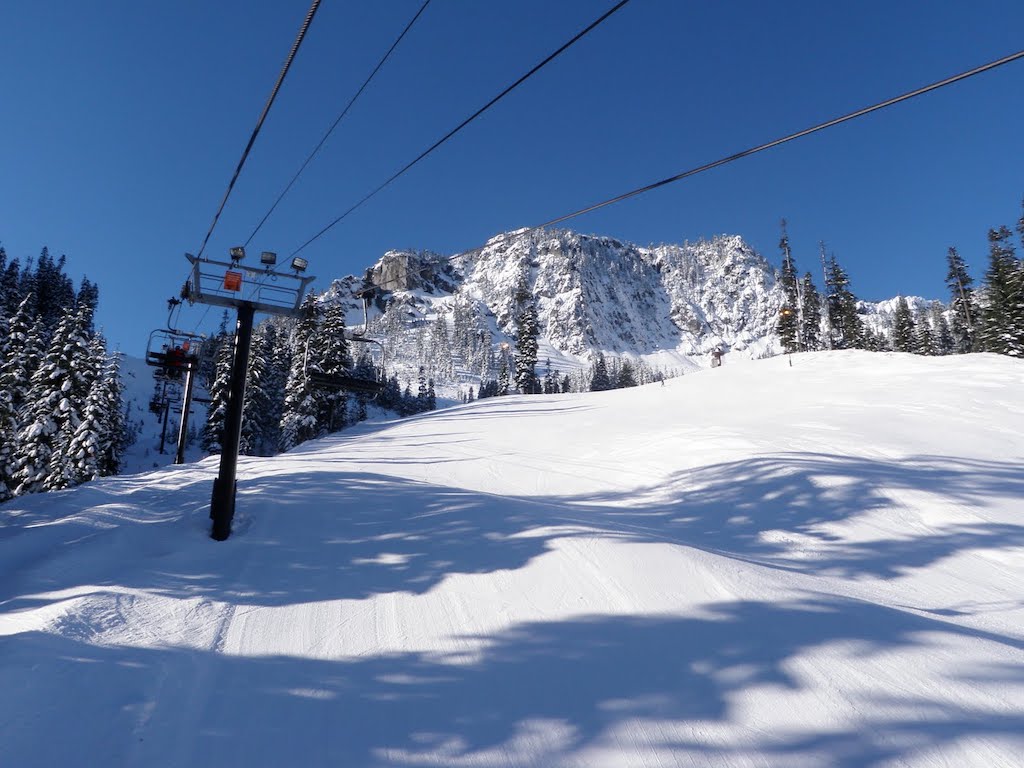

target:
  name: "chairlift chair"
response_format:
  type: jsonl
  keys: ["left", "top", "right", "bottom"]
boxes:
{"left": 145, "top": 329, "right": 205, "bottom": 380}
{"left": 303, "top": 330, "right": 385, "bottom": 396}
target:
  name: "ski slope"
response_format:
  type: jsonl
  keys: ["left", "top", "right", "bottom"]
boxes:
{"left": 2, "top": 351, "right": 1023, "bottom": 767}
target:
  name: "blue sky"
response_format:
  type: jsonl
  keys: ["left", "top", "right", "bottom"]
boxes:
{"left": 2, "top": 0, "right": 1023, "bottom": 353}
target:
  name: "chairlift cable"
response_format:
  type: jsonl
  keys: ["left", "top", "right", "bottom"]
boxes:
{"left": 359, "top": 46, "right": 1024, "bottom": 295}
{"left": 245, "top": 0, "right": 432, "bottom": 248}
{"left": 289, "top": 0, "right": 634, "bottom": 258}
{"left": 194, "top": 0, "right": 323, "bottom": 260}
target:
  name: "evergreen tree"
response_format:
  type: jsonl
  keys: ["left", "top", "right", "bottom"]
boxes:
{"left": 316, "top": 303, "right": 352, "bottom": 433}
{"left": 497, "top": 358, "right": 510, "bottom": 395}
{"left": 96, "top": 345, "right": 129, "bottom": 476}
{"left": 978, "top": 226, "right": 1024, "bottom": 356}
{"left": 799, "top": 273, "right": 822, "bottom": 351}
{"left": 1, "top": 295, "right": 36, "bottom": 417}
{"left": 892, "top": 297, "right": 916, "bottom": 352}
{"left": 913, "top": 310, "right": 936, "bottom": 356}
{"left": 429, "top": 314, "right": 454, "bottom": 381}
{"left": 589, "top": 353, "right": 611, "bottom": 391}
{"left": 617, "top": 359, "right": 638, "bottom": 388}
{"left": 825, "top": 254, "right": 864, "bottom": 350}
{"left": 416, "top": 366, "right": 429, "bottom": 413}
{"left": 945, "top": 246, "right": 976, "bottom": 353}
{"left": 55, "top": 348, "right": 111, "bottom": 489}
{"left": 14, "top": 306, "right": 93, "bottom": 494}
{"left": 513, "top": 299, "right": 540, "bottom": 393}
{"left": 239, "top": 325, "right": 270, "bottom": 456}
{"left": 0, "top": 253, "right": 21, "bottom": 321}
{"left": 776, "top": 223, "right": 801, "bottom": 352}
{"left": 279, "top": 296, "right": 325, "bottom": 450}
{"left": 930, "top": 302, "right": 954, "bottom": 356}
{"left": 201, "top": 333, "right": 234, "bottom": 454}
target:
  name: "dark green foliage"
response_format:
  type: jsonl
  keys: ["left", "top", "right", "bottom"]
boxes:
{"left": 978, "top": 226, "right": 1024, "bottom": 357}
{"left": 589, "top": 352, "right": 611, "bottom": 391}
{"left": 617, "top": 359, "right": 637, "bottom": 388}
{"left": 892, "top": 297, "right": 916, "bottom": 353}
{"left": 201, "top": 333, "right": 235, "bottom": 455}
{"left": 800, "top": 273, "right": 822, "bottom": 351}
{"left": 513, "top": 280, "right": 540, "bottom": 394}
{"left": 945, "top": 247, "right": 976, "bottom": 354}
{"left": 825, "top": 254, "right": 864, "bottom": 350}
{"left": 776, "top": 226, "right": 801, "bottom": 353}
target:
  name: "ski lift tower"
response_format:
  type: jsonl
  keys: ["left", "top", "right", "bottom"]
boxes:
{"left": 183, "top": 248, "right": 316, "bottom": 541}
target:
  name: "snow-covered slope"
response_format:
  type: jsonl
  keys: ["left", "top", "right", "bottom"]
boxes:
{"left": 3, "top": 351, "right": 1023, "bottom": 767}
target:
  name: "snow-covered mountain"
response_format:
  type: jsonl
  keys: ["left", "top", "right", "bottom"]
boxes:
{"left": 4, "top": 351, "right": 1023, "bottom": 766}
{"left": 858, "top": 294, "right": 941, "bottom": 339}
{"left": 326, "top": 228, "right": 787, "bottom": 377}
{"left": 324, "top": 228, "right": 945, "bottom": 384}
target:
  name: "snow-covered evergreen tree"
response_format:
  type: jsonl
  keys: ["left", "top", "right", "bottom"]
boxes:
{"left": 978, "top": 226, "right": 1023, "bottom": 357}
{"left": 280, "top": 295, "right": 325, "bottom": 451}
{"left": 945, "top": 246, "right": 976, "bottom": 354}
{"left": 316, "top": 302, "right": 352, "bottom": 434}
{"left": 201, "top": 333, "right": 235, "bottom": 454}
{"left": 913, "top": 310, "right": 936, "bottom": 356}
{"left": 800, "top": 273, "right": 822, "bottom": 351}
{"left": 590, "top": 353, "right": 611, "bottom": 391}
{"left": 892, "top": 297, "right": 916, "bottom": 353}
{"left": 617, "top": 359, "right": 638, "bottom": 388}
{"left": 497, "top": 357, "right": 510, "bottom": 396}
{"left": 825, "top": 254, "right": 864, "bottom": 350}
{"left": 14, "top": 306, "right": 93, "bottom": 495}
{"left": 930, "top": 302, "right": 954, "bottom": 356}
{"left": 777, "top": 224, "right": 800, "bottom": 353}
{"left": 239, "top": 325, "right": 270, "bottom": 457}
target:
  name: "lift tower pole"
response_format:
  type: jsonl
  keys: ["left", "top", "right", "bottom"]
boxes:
{"left": 182, "top": 249, "right": 314, "bottom": 541}
{"left": 175, "top": 359, "right": 198, "bottom": 465}
{"left": 210, "top": 303, "right": 255, "bottom": 540}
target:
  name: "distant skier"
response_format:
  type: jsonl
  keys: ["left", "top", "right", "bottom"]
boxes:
{"left": 710, "top": 349, "right": 723, "bottom": 368}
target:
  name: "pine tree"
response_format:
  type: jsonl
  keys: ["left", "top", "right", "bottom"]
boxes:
{"left": 14, "top": 306, "right": 93, "bottom": 495}
{"left": 945, "top": 246, "right": 976, "bottom": 353}
{"left": 512, "top": 272, "right": 540, "bottom": 394}
{"left": 201, "top": 333, "right": 234, "bottom": 454}
{"left": 497, "top": 358, "right": 510, "bottom": 395}
{"left": 589, "top": 353, "right": 611, "bottom": 391}
{"left": 239, "top": 326, "right": 270, "bottom": 456}
{"left": 930, "top": 302, "right": 954, "bottom": 356}
{"left": 279, "top": 296, "right": 325, "bottom": 450}
{"left": 825, "top": 254, "right": 864, "bottom": 350}
{"left": 96, "top": 345, "right": 129, "bottom": 476}
{"left": 892, "top": 297, "right": 916, "bottom": 352}
{"left": 0, "top": 253, "right": 22, "bottom": 322}
{"left": 317, "top": 303, "right": 352, "bottom": 433}
{"left": 978, "top": 226, "right": 1024, "bottom": 356}
{"left": 776, "top": 223, "right": 801, "bottom": 353}
{"left": 799, "top": 273, "right": 822, "bottom": 351}
{"left": 617, "top": 359, "right": 638, "bottom": 388}
{"left": 913, "top": 310, "right": 936, "bottom": 356}
{"left": 429, "top": 314, "right": 454, "bottom": 381}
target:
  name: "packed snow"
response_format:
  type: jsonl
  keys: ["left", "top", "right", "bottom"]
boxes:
{"left": 2, "top": 351, "right": 1023, "bottom": 767}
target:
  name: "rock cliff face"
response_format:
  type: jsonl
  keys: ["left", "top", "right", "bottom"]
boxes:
{"left": 320, "top": 227, "right": 934, "bottom": 381}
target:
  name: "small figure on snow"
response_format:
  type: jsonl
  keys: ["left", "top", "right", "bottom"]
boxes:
{"left": 710, "top": 348, "right": 723, "bottom": 368}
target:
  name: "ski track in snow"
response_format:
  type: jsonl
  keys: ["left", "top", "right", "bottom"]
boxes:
{"left": 2, "top": 351, "right": 1024, "bottom": 767}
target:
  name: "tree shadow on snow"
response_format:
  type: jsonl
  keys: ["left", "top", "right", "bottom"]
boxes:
{"left": 560, "top": 452, "right": 1024, "bottom": 580}
{"left": 4, "top": 595, "right": 1022, "bottom": 767}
